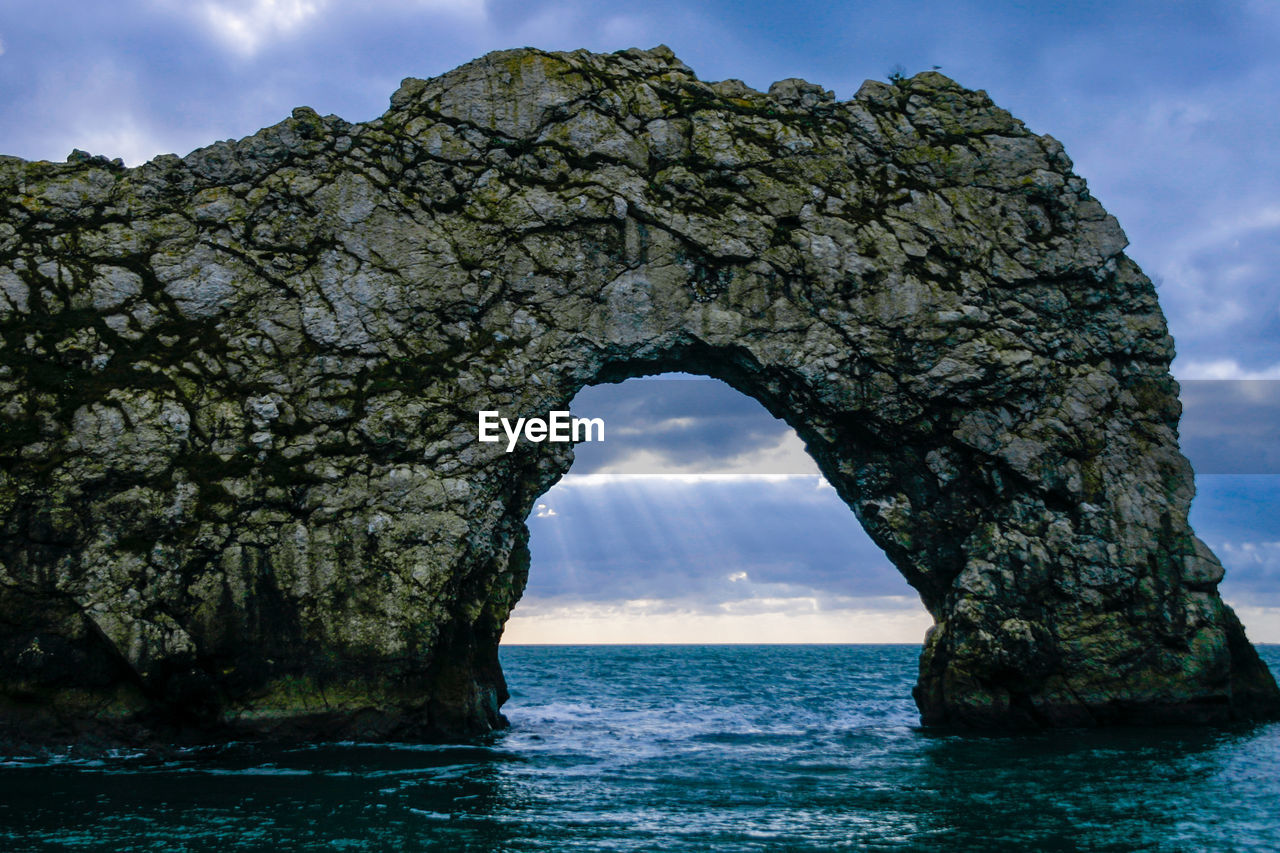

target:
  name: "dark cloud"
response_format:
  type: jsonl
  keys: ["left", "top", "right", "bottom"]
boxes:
{"left": 566, "top": 377, "right": 1280, "bottom": 476}
{"left": 1180, "top": 381, "right": 1280, "bottom": 474}
{"left": 567, "top": 378, "right": 797, "bottom": 474}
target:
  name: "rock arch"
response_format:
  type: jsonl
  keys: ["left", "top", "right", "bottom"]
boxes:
{"left": 1, "top": 47, "right": 1276, "bottom": 743}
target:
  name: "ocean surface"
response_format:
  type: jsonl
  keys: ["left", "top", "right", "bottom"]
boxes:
{"left": 2, "top": 644, "right": 1279, "bottom": 851}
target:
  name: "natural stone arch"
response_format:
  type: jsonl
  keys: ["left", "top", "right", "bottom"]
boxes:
{"left": 0, "top": 46, "right": 1276, "bottom": 744}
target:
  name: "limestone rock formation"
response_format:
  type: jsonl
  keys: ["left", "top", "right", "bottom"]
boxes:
{"left": 1, "top": 46, "right": 1276, "bottom": 745}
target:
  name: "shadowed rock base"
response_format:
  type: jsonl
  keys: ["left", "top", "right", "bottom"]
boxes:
{"left": 0, "top": 638, "right": 508, "bottom": 749}
{"left": 915, "top": 606, "right": 1280, "bottom": 728}
{"left": 1, "top": 46, "right": 1277, "bottom": 746}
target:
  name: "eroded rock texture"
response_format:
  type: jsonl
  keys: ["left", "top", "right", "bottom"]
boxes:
{"left": 1, "top": 47, "right": 1276, "bottom": 744}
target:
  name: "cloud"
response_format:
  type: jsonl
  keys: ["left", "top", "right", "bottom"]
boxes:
{"left": 1152, "top": 203, "right": 1280, "bottom": 347}
{"left": 503, "top": 596, "right": 933, "bottom": 644}
{"left": 598, "top": 14, "right": 649, "bottom": 45}
{"left": 157, "top": 0, "right": 489, "bottom": 57}
{"left": 569, "top": 376, "right": 1280, "bottom": 480}
{"left": 568, "top": 377, "right": 817, "bottom": 477}
{"left": 1222, "top": 606, "right": 1280, "bottom": 644}
{"left": 967, "top": 8, "right": 1280, "bottom": 377}
{"left": 1177, "top": 380, "right": 1280, "bottom": 474}
{"left": 188, "top": 0, "right": 325, "bottom": 55}
{"left": 12, "top": 57, "right": 185, "bottom": 166}
{"left": 1213, "top": 541, "right": 1280, "bottom": 606}
{"left": 524, "top": 475, "right": 912, "bottom": 605}
{"left": 1177, "top": 360, "right": 1280, "bottom": 380}
{"left": 1176, "top": 205, "right": 1280, "bottom": 256}
{"left": 1191, "top": 476, "right": 1280, "bottom": 621}
{"left": 581, "top": 431, "right": 820, "bottom": 479}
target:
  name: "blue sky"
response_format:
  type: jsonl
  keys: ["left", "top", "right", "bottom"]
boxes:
{"left": 2, "top": 0, "right": 1278, "bottom": 641}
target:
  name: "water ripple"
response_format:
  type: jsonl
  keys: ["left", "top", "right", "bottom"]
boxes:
{"left": 1, "top": 644, "right": 1277, "bottom": 851}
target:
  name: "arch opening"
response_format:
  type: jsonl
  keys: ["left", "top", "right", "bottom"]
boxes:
{"left": 504, "top": 372, "right": 932, "bottom": 648}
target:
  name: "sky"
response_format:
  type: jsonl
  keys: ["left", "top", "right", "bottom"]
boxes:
{"left": 2, "top": 0, "right": 1278, "bottom": 642}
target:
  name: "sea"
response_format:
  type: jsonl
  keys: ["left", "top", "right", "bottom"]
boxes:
{"left": 2, "top": 644, "right": 1278, "bottom": 851}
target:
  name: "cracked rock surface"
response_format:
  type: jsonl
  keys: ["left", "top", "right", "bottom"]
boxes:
{"left": 1, "top": 46, "right": 1276, "bottom": 745}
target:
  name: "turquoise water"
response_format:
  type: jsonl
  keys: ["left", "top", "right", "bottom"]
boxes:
{"left": 2, "top": 644, "right": 1278, "bottom": 851}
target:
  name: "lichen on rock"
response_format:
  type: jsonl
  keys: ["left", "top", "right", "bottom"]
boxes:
{"left": 0, "top": 45, "right": 1276, "bottom": 745}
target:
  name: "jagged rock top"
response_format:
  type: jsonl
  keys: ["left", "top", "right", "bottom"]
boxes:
{"left": 1, "top": 45, "right": 1126, "bottom": 334}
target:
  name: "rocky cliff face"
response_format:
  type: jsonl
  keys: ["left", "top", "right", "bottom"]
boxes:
{"left": 1, "top": 46, "right": 1276, "bottom": 745}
